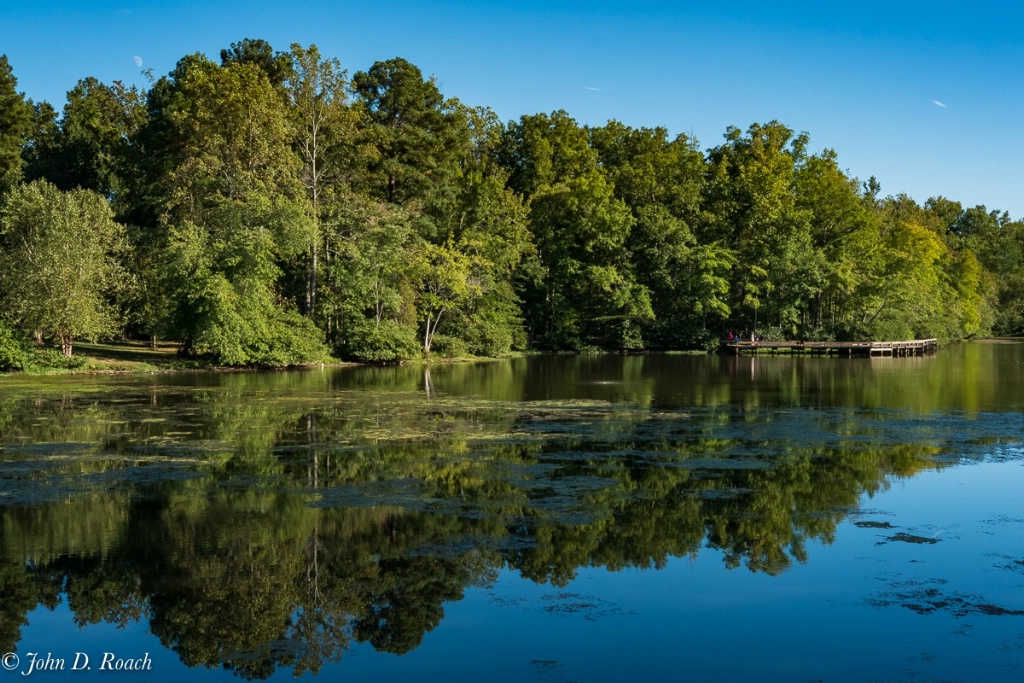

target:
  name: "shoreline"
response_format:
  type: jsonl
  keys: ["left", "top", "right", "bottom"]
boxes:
{"left": 5, "top": 337, "right": 1019, "bottom": 379}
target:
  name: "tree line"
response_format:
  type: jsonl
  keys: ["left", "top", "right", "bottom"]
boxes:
{"left": 1, "top": 39, "right": 1022, "bottom": 367}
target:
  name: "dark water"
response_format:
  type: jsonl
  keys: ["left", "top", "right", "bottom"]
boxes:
{"left": 1, "top": 342, "right": 1023, "bottom": 681}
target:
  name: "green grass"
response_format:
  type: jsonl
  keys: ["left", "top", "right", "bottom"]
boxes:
{"left": 27, "top": 340, "right": 200, "bottom": 374}
{"left": 10, "top": 341, "right": 344, "bottom": 375}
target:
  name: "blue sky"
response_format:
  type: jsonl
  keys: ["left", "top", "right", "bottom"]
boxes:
{"left": 2, "top": 1, "right": 1022, "bottom": 217}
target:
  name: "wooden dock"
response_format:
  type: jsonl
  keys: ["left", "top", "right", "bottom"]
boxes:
{"left": 720, "top": 338, "right": 939, "bottom": 357}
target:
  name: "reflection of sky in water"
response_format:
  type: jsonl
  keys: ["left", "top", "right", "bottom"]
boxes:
{"left": 12, "top": 462, "right": 1024, "bottom": 682}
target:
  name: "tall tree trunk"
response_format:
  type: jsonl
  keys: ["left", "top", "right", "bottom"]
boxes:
{"left": 307, "top": 240, "right": 318, "bottom": 316}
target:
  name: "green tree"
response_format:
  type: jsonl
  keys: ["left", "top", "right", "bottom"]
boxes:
{"left": 499, "top": 112, "right": 649, "bottom": 348}
{"left": 285, "top": 43, "right": 355, "bottom": 319}
{"left": 415, "top": 241, "right": 477, "bottom": 353}
{"left": 0, "top": 55, "right": 32, "bottom": 196}
{"left": 0, "top": 180, "right": 126, "bottom": 356}
{"left": 498, "top": 110, "right": 595, "bottom": 199}
{"left": 421, "top": 106, "right": 532, "bottom": 355}
{"left": 0, "top": 321, "right": 28, "bottom": 371}
{"left": 128, "top": 52, "right": 329, "bottom": 365}
{"left": 854, "top": 197, "right": 949, "bottom": 340}
{"left": 352, "top": 58, "right": 467, "bottom": 206}
{"left": 326, "top": 196, "right": 420, "bottom": 362}
{"left": 529, "top": 170, "right": 648, "bottom": 347}
{"left": 158, "top": 54, "right": 300, "bottom": 213}
{"left": 793, "top": 150, "right": 878, "bottom": 337}
{"left": 953, "top": 206, "right": 1015, "bottom": 334}
{"left": 160, "top": 201, "right": 326, "bottom": 365}
{"left": 589, "top": 121, "right": 724, "bottom": 346}
{"left": 704, "top": 121, "right": 816, "bottom": 336}
{"left": 220, "top": 38, "right": 291, "bottom": 92}
{"left": 19, "top": 100, "right": 60, "bottom": 185}
{"left": 25, "top": 77, "right": 145, "bottom": 202}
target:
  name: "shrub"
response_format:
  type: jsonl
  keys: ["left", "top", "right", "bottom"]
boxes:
{"left": 863, "top": 315, "right": 914, "bottom": 342}
{"left": 757, "top": 326, "right": 788, "bottom": 342}
{"left": 802, "top": 327, "right": 836, "bottom": 342}
{"left": 463, "top": 318, "right": 515, "bottom": 357}
{"left": 0, "top": 322, "right": 28, "bottom": 371}
{"left": 31, "top": 348, "right": 88, "bottom": 370}
{"left": 615, "top": 321, "right": 645, "bottom": 350}
{"left": 340, "top": 319, "right": 420, "bottom": 363}
{"left": 429, "top": 334, "right": 469, "bottom": 358}
{"left": 691, "top": 329, "right": 721, "bottom": 353}
{"left": 255, "top": 308, "right": 330, "bottom": 366}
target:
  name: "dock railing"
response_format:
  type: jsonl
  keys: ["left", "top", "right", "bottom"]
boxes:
{"left": 719, "top": 339, "right": 939, "bottom": 357}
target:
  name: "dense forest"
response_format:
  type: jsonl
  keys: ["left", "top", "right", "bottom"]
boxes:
{"left": 1, "top": 39, "right": 1022, "bottom": 368}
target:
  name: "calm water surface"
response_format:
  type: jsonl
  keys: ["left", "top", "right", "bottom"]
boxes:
{"left": 1, "top": 342, "right": 1023, "bottom": 681}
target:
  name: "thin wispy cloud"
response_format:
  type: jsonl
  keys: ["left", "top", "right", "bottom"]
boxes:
{"left": 932, "top": 100, "right": 947, "bottom": 108}
{"left": 584, "top": 86, "right": 601, "bottom": 92}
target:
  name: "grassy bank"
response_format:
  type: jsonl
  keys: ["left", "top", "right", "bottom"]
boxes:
{"left": 71, "top": 341, "right": 201, "bottom": 372}
{"left": 5, "top": 341, "right": 359, "bottom": 376}
{"left": 8, "top": 341, "right": 200, "bottom": 374}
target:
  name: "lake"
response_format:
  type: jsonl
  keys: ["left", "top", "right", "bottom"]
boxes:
{"left": 1, "top": 342, "right": 1023, "bottom": 681}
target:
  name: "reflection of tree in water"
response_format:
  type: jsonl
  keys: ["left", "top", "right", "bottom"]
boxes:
{"left": 0, "top": 364, "right": 980, "bottom": 676}
{"left": 0, "top": 442, "right": 939, "bottom": 675}
{"left": 353, "top": 556, "right": 470, "bottom": 654}
{"left": 0, "top": 561, "right": 46, "bottom": 651}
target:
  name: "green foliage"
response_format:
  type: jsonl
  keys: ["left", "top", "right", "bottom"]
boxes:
{"left": 421, "top": 157, "right": 531, "bottom": 357}
{"left": 285, "top": 42, "right": 354, "bottom": 319}
{"left": 955, "top": 207, "right": 1023, "bottom": 335}
{"left": 133, "top": 52, "right": 330, "bottom": 367}
{"left": 0, "top": 322, "right": 28, "bottom": 371}
{"left": 220, "top": 38, "right": 291, "bottom": 90}
{"left": 29, "top": 348, "right": 89, "bottom": 370}
{"left": 459, "top": 288, "right": 526, "bottom": 356}
{"left": 0, "top": 180, "right": 126, "bottom": 356}
{"left": 25, "top": 77, "right": 146, "bottom": 201}
{"left": 352, "top": 57, "right": 467, "bottom": 205}
{"left": 162, "top": 212, "right": 328, "bottom": 367}
{"left": 427, "top": 334, "right": 469, "bottom": 358}
{"left": 415, "top": 241, "right": 477, "bottom": 353}
{"left": 324, "top": 196, "right": 420, "bottom": 360}
{"left": 0, "top": 43, "right": 1016, "bottom": 361}
{"left": 705, "top": 121, "right": 811, "bottom": 332}
{"left": 340, "top": 318, "right": 419, "bottom": 363}
{"left": 527, "top": 169, "right": 649, "bottom": 348}
{"left": 499, "top": 110, "right": 597, "bottom": 198}
{"left": 0, "top": 55, "right": 32, "bottom": 195}
{"left": 159, "top": 54, "right": 300, "bottom": 212}
{"left": 757, "top": 326, "right": 788, "bottom": 342}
